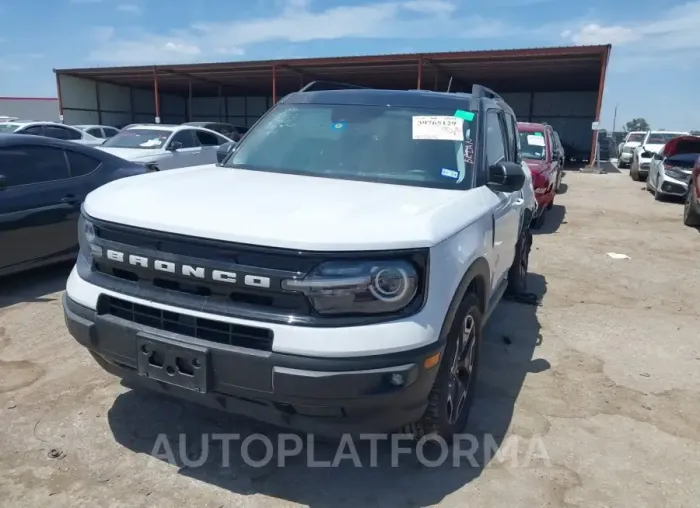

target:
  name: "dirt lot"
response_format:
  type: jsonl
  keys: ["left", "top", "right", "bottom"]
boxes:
{"left": 1, "top": 170, "right": 699, "bottom": 508}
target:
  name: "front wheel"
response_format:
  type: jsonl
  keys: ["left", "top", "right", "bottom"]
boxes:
{"left": 507, "top": 226, "right": 532, "bottom": 295}
{"left": 684, "top": 188, "right": 700, "bottom": 226}
{"left": 630, "top": 158, "right": 640, "bottom": 181}
{"left": 415, "top": 294, "right": 482, "bottom": 442}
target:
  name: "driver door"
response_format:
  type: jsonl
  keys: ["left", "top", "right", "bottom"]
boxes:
{"left": 485, "top": 110, "right": 522, "bottom": 290}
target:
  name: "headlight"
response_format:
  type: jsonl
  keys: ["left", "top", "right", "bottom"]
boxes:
{"left": 282, "top": 259, "right": 420, "bottom": 315}
{"left": 664, "top": 166, "right": 687, "bottom": 180}
{"left": 78, "top": 214, "right": 103, "bottom": 262}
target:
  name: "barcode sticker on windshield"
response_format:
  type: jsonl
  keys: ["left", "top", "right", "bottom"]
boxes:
{"left": 412, "top": 116, "right": 464, "bottom": 141}
{"left": 527, "top": 135, "right": 545, "bottom": 146}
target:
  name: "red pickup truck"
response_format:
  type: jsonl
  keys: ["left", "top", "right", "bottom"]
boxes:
{"left": 517, "top": 122, "right": 563, "bottom": 228}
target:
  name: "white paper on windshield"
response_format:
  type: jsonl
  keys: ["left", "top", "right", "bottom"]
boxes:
{"left": 527, "top": 135, "right": 545, "bottom": 146}
{"left": 139, "top": 138, "right": 162, "bottom": 147}
{"left": 412, "top": 116, "right": 464, "bottom": 141}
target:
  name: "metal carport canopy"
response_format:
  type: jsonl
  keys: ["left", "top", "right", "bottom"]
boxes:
{"left": 54, "top": 44, "right": 611, "bottom": 161}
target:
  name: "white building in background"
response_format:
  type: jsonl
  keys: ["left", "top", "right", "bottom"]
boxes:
{"left": 0, "top": 96, "right": 59, "bottom": 122}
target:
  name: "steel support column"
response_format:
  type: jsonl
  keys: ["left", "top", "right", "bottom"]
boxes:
{"left": 187, "top": 79, "right": 192, "bottom": 122}
{"left": 589, "top": 46, "right": 611, "bottom": 165}
{"left": 153, "top": 66, "right": 161, "bottom": 124}
{"left": 272, "top": 64, "right": 277, "bottom": 104}
{"left": 55, "top": 72, "right": 64, "bottom": 123}
{"left": 417, "top": 56, "right": 423, "bottom": 90}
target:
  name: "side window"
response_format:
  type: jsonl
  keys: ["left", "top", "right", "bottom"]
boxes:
{"left": 21, "top": 125, "right": 45, "bottom": 136}
{"left": 45, "top": 125, "right": 81, "bottom": 140}
{"left": 169, "top": 130, "right": 198, "bottom": 149}
{"left": 0, "top": 146, "right": 70, "bottom": 186}
{"left": 485, "top": 111, "right": 507, "bottom": 166}
{"left": 195, "top": 130, "right": 222, "bottom": 146}
{"left": 66, "top": 150, "right": 101, "bottom": 177}
{"left": 86, "top": 127, "right": 103, "bottom": 138}
{"left": 503, "top": 113, "right": 519, "bottom": 162}
{"left": 103, "top": 128, "right": 119, "bottom": 138}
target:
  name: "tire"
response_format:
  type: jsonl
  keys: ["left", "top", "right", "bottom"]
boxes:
{"left": 555, "top": 170, "right": 563, "bottom": 194}
{"left": 683, "top": 188, "right": 700, "bottom": 226}
{"left": 507, "top": 226, "right": 532, "bottom": 295}
{"left": 531, "top": 210, "right": 545, "bottom": 229}
{"left": 415, "top": 293, "right": 482, "bottom": 443}
{"left": 654, "top": 176, "right": 663, "bottom": 201}
{"left": 630, "top": 158, "right": 640, "bottom": 181}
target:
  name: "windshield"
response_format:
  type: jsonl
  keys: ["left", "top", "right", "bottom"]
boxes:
{"left": 0, "top": 123, "right": 22, "bottom": 132}
{"left": 647, "top": 132, "right": 682, "bottom": 144}
{"left": 628, "top": 133, "right": 645, "bottom": 142}
{"left": 518, "top": 131, "right": 546, "bottom": 160}
{"left": 224, "top": 104, "right": 476, "bottom": 190}
{"left": 102, "top": 128, "right": 171, "bottom": 149}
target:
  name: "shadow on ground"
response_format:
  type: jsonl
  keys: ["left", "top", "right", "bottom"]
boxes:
{"left": 533, "top": 205, "right": 566, "bottom": 235}
{"left": 557, "top": 182, "right": 569, "bottom": 195}
{"left": 0, "top": 262, "right": 73, "bottom": 310}
{"left": 107, "top": 274, "right": 548, "bottom": 507}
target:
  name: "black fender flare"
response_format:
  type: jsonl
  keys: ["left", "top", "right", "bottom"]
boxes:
{"left": 436, "top": 257, "right": 491, "bottom": 345}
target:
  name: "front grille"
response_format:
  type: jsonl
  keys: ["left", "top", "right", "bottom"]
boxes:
{"left": 99, "top": 295, "right": 274, "bottom": 351}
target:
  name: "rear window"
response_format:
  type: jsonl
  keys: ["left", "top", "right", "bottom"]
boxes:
{"left": 518, "top": 131, "right": 546, "bottom": 160}
{"left": 0, "top": 123, "right": 21, "bottom": 132}
{"left": 648, "top": 133, "right": 682, "bottom": 144}
{"left": 102, "top": 128, "right": 171, "bottom": 149}
{"left": 224, "top": 103, "right": 478, "bottom": 190}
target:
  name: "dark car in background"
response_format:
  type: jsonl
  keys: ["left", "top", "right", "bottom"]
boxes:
{"left": 183, "top": 122, "right": 248, "bottom": 141}
{"left": 0, "top": 134, "right": 148, "bottom": 276}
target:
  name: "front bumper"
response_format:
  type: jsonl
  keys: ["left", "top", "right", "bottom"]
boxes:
{"left": 63, "top": 294, "right": 442, "bottom": 436}
{"left": 658, "top": 173, "right": 690, "bottom": 196}
{"left": 619, "top": 152, "right": 633, "bottom": 163}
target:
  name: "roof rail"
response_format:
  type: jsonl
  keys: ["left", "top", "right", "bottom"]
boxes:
{"left": 471, "top": 84, "right": 504, "bottom": 102}
{"left": 299, "top": 81, "right": 370, "bottom": 92}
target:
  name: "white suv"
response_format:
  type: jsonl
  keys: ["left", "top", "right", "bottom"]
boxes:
{"left": 617, "top": 131, "right": 645, "bottom": 168}
{"left": 63, "top": 83, "right": 535, "bottom": 441}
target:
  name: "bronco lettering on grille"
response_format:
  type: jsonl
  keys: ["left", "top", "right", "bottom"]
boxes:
{"left": 104, "top": 249, "right": 271, "bottom": 288}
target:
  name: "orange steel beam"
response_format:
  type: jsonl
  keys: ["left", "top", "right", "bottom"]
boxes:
{"left": 589, "top": 46, "right": 611, "bottom": 165}
{"left": 153, "top": 66, "right": 161, "bottom": 123}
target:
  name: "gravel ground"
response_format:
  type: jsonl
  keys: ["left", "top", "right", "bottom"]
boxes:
{"left": 1, "top": 169, "right": 699, "bottom": 508}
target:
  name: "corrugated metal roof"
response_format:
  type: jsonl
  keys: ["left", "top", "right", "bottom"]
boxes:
{"left": 55, "top": 44, "right": 610, "bottom": 96}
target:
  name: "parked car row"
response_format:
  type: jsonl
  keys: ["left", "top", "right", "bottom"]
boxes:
{"left": 619, "top": 131, "right": 700, "bottom": 227}
{"left": 517, "top": 121, "right": 565, "bottom": 229}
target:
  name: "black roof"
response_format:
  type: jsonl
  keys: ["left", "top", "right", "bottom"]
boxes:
{"left": 0, "top": 133, "right": 135, "bottom": 165}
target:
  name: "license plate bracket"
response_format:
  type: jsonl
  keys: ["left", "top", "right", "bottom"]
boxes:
{"left": 136, "top": 333, "right": 209, "bottom": 393}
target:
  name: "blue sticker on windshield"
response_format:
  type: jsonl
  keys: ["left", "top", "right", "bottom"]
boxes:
{"left": 441, "top": 168, "right": 459, "bottom": 179}
{"left": 332, "top": 122, "right": 345, "bottom": 130}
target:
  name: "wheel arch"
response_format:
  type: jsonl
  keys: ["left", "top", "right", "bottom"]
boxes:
{"left": 436, "top": 257, "right": 490, "bottom": 345}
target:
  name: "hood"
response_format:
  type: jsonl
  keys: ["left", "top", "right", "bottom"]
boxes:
{"left": 96, "top": 146, "right": 159, "bottom": 161}
{"left": 83, "top": 165, "right": 488, "bottom": 251}
{"left": 624, "top": 141, "right": 642, "bottom": 148}
{"left": 664, "top": 135, "right": 700, "bottom": 158}
{"left": 639, "top": 144, "right": 664, "bottom": 154}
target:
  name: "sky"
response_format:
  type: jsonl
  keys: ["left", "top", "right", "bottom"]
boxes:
{"left": 1, "top": 0, "right": 699, "bottom": 130}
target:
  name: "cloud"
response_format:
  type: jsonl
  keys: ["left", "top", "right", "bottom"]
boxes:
{"left": 86, "top": 0, "right": 517, "bottom": 65}
{"left": 562, "top": 1, "right": 700, "bottom": 51}
{"left": 117, "top": 4, "right": 141, "bottom": 14}
{"left": 402, "top": 0, "right": 456, "bottom": 14}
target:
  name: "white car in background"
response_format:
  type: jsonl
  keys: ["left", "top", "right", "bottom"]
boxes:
{"left": 75, "top": 124, "right": 121, "bottom": 139}
{"left": 646, "top": 135, "right": 700, "bottom": 200}
{"left": 630, "top": 130, "right": 689, "bottom": 181}
{"left": 96, "top": 124, "right": 233, "bottom": 171}
{"left": 617, "top": 131, "right": 645, "bottom": 168}
{"left": 0, "top": 121, "right": 104, "bottom": 146}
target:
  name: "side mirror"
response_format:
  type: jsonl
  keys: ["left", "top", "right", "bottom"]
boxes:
{"left": 168, "top": 141, "right": 183, "bottom": 151}
{"left": 0, "top": 174, "right": 7, "bottom": 191}
{"left": 487, "top": 161, "right": 526, "bottom": 193}
{"left": 216, "top": 141, "right": 238, "bottom": 164}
